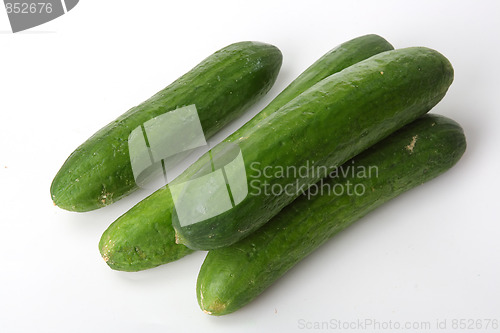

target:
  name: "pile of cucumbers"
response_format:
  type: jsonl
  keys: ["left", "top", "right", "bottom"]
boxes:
{"left": 51, "top": 34, "right": 466, "bottom": 316}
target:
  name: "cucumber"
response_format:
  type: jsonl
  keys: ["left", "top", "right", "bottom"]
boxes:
{"left": 197, "top": 114, "right": 467, "bottom": 315}
{"left": 50, "top": 41, "right": 282, "bottom": 212}
{"left": 173, "top": 47, "right": 454, "bottom": 250}
{"left": 249, "top": 34, "right": 394, "bottom": 124}
{"left": 99, "top": 35, "right": 394, "bottom": 272}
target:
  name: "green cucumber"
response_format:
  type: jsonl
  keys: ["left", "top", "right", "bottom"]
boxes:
{"left": 250, "top": 34, "right": 394, "bottom": 123}
{"left": 173, "top": 47, "right": 454, "bottom": 250}
{"left": 50, "top": 41, "right": 282, "bottom": 212}
{"left": 99, "top": 35, "right": 394, "bottom": 272}
{"left": 197, "top": 114, "right": 467, "bottom": 315}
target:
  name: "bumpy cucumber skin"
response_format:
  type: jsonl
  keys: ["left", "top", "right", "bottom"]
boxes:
{"left": 197, "top": 114, "right": 467, "bottom": 315}
{"left": 248, "top": 34, "right": 393, "bottom": 124}
{"left": 174, "top": 47, "right": 455, "bottom": 250}
{"left": 50, "top": 41, "right": 283, "bottom": 212}
{"left": 100, "top": 35, "right": 393, "bottom": 271}
{"left": 99, "top": 186, "right": 195, "bottom": 271}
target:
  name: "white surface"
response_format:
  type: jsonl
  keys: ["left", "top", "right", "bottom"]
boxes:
{"left": 1, "top": 1, "right": 499, "bottom": 332}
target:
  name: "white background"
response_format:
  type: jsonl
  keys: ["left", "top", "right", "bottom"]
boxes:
{"left": 1, "top": 1, "right": 499, "bottom": 332}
